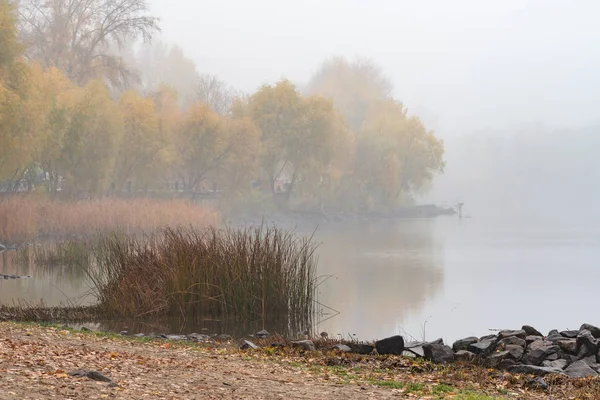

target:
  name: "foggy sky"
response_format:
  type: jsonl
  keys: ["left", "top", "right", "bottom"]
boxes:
{"left": 149, "top": 0, "right": 600, "bottom": 134}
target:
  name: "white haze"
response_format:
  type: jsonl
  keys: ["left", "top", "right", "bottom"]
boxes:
{"left": 148, "top": 0, "right": 600, "bottom": 219}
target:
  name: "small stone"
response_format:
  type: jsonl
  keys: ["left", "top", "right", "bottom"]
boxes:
{"left": 580, "top": 324, "right": 600, "bottom": 339}
{"left": 218, "top": 334, "right": 232, "bottom": 341}
{"left": 522, "top": 325, "right": 544, "bottom": 337}
{"left": 331, "top": 344, "right": 351, "bottom": 352}
{"left": 269, "top": 342, "right": 285, "bottom": 348}
{"left": 255, "top": 330, "right": 270, "bottom": 339}
{"left": 508, "top": 365, "right": 564, "bottom": 376}
{"left": 542, "top": 359, "right": 568, "bottom": 370}
{"left": 166, "top": 335, "right": 187, "bottom": 341}
{"left": 320, "top": 332, "right": 329, "bottom": 338}
{"left": 526, "top": 377, "right": 548, "bottom": 390}
{"left": 119, "top": 331, "right": 128, "bottom": 336}
{"left": 292, "top": 340, "right": 316, "bottom": 351}
{"left": 80, "top": 327, "right": 91, "bottom": 332}
{"left": 468, "top": 340, "right": 496, "bottom": 357}
{"left": 422, "top": 343, "right": 454, "bottom": 364}
{"left": 375, "top": 335, "right": 405, "bottom": 355}
{"left": 188, "top": 333, "right": 210, "bottom": 342}
{"left": 564, "top": 360, "right": 599, "bottom": 378}
{"left": 68, "top": 370, "right": 112, "bottom": 383}
{"left": 452, "top": 337, "right": 478, "bottom": 352}
{"left": 498, "top": 329, "right": 526, "bottom": 340}
{"left": 239, "top": 340, "right": 259, "bottom": 350}
{"left": 454, "top": 350, "right": 476, "bottom": 362}
{"left": 107, "top": 382, "right": 119, "bottom": 388}
{"left": 134, "top": 333, "right": 146, "bottom": 338}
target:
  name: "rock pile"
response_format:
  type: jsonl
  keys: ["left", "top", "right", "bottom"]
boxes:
{"left": 404, "top": 323, "right": 600, "bottom": 378}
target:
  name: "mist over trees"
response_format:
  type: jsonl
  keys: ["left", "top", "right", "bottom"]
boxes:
{"left": 1, "top": 0, "right": 445, "bottom": 212}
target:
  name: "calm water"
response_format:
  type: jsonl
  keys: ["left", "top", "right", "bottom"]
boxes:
{"left": 2, "top": 216, "right": 599, "bottom": 342}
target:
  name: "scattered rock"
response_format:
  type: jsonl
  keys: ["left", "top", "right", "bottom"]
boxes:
{"left": 107, "top": 382, "right": 119, "bottom": 388}
{"left": 468, "top": 340, "right": 496, "bottom": 357}
{"left": 564, "top": 360, "right": 599, "bottom": 378}
{"left": 423, "top": 343, "right": 454, "bottom": 364}
{"left": 404, "top": 341, "right": 426, "bottom": 357}
{"left": 375, "top": 335, "right": 404, "bottom": 355}
{"left": 239, "top": 340, "right": 259, "bottom": 350}
{"left": 452, "top": 337, "right": 478, "bottom": 352}
{"left": 292, "top": 340, "right": 316, "bottom": 351}
{"left": 134, "top": 333, "right": 146, "bottom": 338}
{"left": 188, "top": 333, "right": 210, "bottom": 342}
{"left": 119, "top": 331, "right": 128, "bottom": 336}
{"left": 488, "top": 350, "right": 511, "bottom": 367}
{"left": 580, "top": 324, "right": 600, "bottom": 339}
{"left": 498, "top": 329, "right": 526, "bottom": 340}
{"left": 542, "top": 359, "right": 568, "bottom": 370}
{"left": 557, "top": 339, "right": 577, "bottom": 355}
{"left": 68, "top": 370, "right": 112, "bottom": 382}
{"left": 218, "top": 334, "right": 233, "bottom": 341}
{"left": 80, "top": 327, "right": 91, "bottom": 332}
{"left": 508, "top": 365, "right": 564, "bottom": 376}
{"left": 522, "top": 325, "right": 544, "bottom": 337}
{"left": 166, "top": 335, "right": 187, "bottom": 341}
{"left": 255, "top": 330, "right": 270, "bottom": 339}
{"left": 331, "top": 344, "right": 351, "bottom": 352}
{"left": 526, "top": 377, "right": 548, "bottom": 390}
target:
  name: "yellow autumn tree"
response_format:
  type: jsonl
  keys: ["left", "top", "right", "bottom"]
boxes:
{"left": 112, "top": 90, "right": 166, "bottom": 191}
{"left": 57, "top": 80, "right": 123, "bottom": 197}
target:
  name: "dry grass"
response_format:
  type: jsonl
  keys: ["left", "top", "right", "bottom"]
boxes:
{"left": 87, "top": 225, "right": 317, "bottom": 335}
{"left": 0, "top": 195, "right": 217, "bottom": 243}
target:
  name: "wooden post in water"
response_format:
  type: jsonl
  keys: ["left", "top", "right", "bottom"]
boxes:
{"left": 457, "top": 203, "right": 464, "bottom": 219}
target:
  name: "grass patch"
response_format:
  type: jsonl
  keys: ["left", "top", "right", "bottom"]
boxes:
{"left": 87, "top": 225, "right": 317, "bottom": 335}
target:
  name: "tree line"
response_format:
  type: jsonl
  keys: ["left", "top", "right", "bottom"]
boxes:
{"left": 0, "top": 0, "right": 445, "bottom": 211}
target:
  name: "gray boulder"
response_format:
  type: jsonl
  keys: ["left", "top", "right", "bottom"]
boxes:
{"left": 580, "top": 324, "right": 600, "bottom": 339}
{"left": 522, "top": 325, "right": 544, "bottom": 337}
{"left": 505, "top": 344, "right": 524, "bottom": 361}
{"left": 255, "top": 330, "right": 270, "bottom": 339}
{"left": 576, "top": 330, "right": 599, "bottom": 358}
{"left": 498, "top": 336, "right": 526, "bottom": 348}
{"left": 452, "top": 337, "right": 478, "bottom": 352}
{"left": 560, "top": 330, "right": 579, "bottom": 339}
{"left": 542, "top": 359, "right": 568, "bottom": 370}
{"left": 564, "top": 360, "right": 599, "bottom": 378}
{"left": 522, "top": 340, "right": 559, "bottom": 366}
{"left": 468, "top": 339, "right": 496, "bottom": 357}
{"left": 347, "top": 343, "right": 374, "bottom": 355}
{"left": 423, "top": 343, "right": 454, "bottom": 364}
{"left": 526, "top": 336, "right": 543, "bottom": 346}
{"left": 375, "top": 335, "right": 404, "bottom": 355}
{"left": 557, "top": 339, "right": 577, "bottom": 355}
{"left": 498, "top": 329, "right": 526, "bottom": 340}
{"left": 331, "top": 344, "right": 352, "bottom": 352}
{"left": 239, "top": 340, "right": 259, "bottom": 350}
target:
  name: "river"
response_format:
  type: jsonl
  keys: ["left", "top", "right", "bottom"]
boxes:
{"left": 2, "top": 215, "right": 599, "bottom": 343}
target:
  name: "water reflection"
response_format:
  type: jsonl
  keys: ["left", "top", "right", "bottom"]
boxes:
{"left": 309, "top": 219, "right": 445, "bottom": 341}
{"left": 0, "top": 250, "right": 93, "bottom": 306}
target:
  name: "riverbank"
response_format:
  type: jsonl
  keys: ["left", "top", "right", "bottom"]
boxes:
{"left": 1, "top": 322, "right": 597, "bottom": 399}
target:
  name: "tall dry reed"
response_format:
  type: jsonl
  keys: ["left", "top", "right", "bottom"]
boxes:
{"left": 88, "top": 226, "right": 317, "bottom": 334}
{"left": 0, "top": 196, "right": 217, "bottom": 243}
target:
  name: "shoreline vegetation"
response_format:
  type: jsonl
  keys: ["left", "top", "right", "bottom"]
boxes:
{"left": 1, "top": 322, "right": 598, "bottom": 399}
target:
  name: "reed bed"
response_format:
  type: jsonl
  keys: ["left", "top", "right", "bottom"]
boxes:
{"left": 87, "top": 226, "right": 317, "bottom": 334}
{"left": 0, "top": 196, "right": 217, "bottom": 244}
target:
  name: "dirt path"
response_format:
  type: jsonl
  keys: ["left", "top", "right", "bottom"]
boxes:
{"left": 0, "top": 323, "right": 596, "bottom": 399}
{"left": 0, "top": 323, "right": 400, "bottom": 400}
